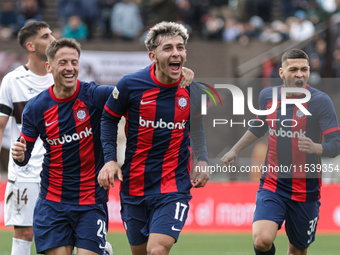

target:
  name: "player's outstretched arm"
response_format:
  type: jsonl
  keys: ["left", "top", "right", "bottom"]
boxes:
{"left": 221, "top": 130, "right": 259, "bottom": 166}
{"left": 191, "top": 160, "right": 209, "bottom": 188}
{"left": 12, "top": 137, "right": 26, "bottom": 163}
{"left": 179, "top": 67, "right": 194, "bottom": 88}
{"left": 98, "top": 160, "right": 123, "bottom": 190}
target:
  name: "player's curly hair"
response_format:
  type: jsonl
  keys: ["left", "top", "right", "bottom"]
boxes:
{"left": 144, "top": 22, "right": 189, "bottom": 51}
{"left": 46, "top": 38, "right": 81, "bottom": 62}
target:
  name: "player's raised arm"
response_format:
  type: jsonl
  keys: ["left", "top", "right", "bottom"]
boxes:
{"left": 221, "top": 130, "right": 259, "bottom": 166}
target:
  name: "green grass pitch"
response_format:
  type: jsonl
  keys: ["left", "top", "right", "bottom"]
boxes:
{"left": 0, "top": 231, "right": 339, "bottom": 254}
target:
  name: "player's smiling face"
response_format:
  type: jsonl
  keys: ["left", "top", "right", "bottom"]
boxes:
{"left": 279, "top": 58, "right": 310, "bottom": 96}
{"left": 47, "top": 47, "right": 79, "bottom": 92}
{"left": 149, "top": 35, "right": 187, "bottom": 84}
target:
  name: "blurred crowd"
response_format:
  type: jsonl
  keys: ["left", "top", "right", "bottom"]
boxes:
{"left": 0, "top": 0, "right": 337, "bottom": 42}
{"left": 2, "top": 0, "right": 340, "bottom": 82}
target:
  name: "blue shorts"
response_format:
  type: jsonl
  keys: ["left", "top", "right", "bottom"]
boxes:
{"left": 253, "top": 189, "right": 320, "bottom": 249}
{"left": 33, "top": 197, "right": 108, "bottom": 254}
{"left": 120, "top": 192, "right": 192, "bottom": 246}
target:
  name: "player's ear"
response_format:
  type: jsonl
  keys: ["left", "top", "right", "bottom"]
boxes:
{"left": 279, "top": 67, "right": 284, "bottom": 79}
{"left": 46, "top": 61, "right": 52, "bottom": 73}
{"left": 26, "top": 42, "right": 35, "bottom": 52}
{"left": 149, "top": 51, "right": 157, "bottom": 63}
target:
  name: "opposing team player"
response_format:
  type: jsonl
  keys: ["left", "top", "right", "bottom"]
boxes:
{"left": 0, "top": 21, "right": 55, "bottom": 255}
{"left": 221, "top": 49, "right": 340, "bottom": 255}
{"left": 98, "top": 21, "right": 209, "bottom": 255}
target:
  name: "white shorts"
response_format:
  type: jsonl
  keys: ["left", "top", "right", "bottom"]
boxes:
{"left": 4, "top": 181, "right": 40, "bottom": 227}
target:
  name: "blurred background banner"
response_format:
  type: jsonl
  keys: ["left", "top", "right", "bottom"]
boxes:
{"left": 2, "top": 181, "right": 338, "bottom": 233}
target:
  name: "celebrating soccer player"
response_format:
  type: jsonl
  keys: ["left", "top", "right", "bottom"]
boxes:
{"left": 98, "top": 21, "right": 209, "bottom": 255}
{"left": 221, "top": 49, "right": 340, "bottom": 255}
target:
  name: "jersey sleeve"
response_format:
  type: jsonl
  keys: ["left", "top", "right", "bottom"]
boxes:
{"left": 14, "top": 99, "right": 39, "bottom": 166}
{"left": 317, "top": 93, "right": 340, "bottom": 158}
{"left": 88, "top": 82, "right": 115, "bottom": 110}
{"left": 248, "top": 87, "right": 270, "bottom": 138}
{"left": 0, "top": 73, "right": 14, "bottom": 117}
{"left": 101, "top": 77, "right": 130, "bottom": 163}
{"left": 190, "top": 81, "right": 208, "bottom": 163}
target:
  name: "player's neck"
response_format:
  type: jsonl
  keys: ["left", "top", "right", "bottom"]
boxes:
{"left": 53, "top": 83, "right": 77, "bottom": 99}
{"left": 25, "top": 56, "right": 48, "bottom": 76}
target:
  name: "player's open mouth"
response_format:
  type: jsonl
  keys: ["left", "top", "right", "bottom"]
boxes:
{"left": 169, "top": 62, "right": 181, "bottom": 72}
{"left": 295, "top": 80, "right": 304, "bottom": 87}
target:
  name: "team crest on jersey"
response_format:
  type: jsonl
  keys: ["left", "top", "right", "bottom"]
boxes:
{"left": 113, "top": 86, "right": 119, "bottom": 99}
{"left": 74, "top": 108, "right": 88, "bottom": 122}
{"left": 176, "top": 96, "right": 188, "bottom": 110}
{"left": 295, "top": 108, "right": 305, "bottom": 120}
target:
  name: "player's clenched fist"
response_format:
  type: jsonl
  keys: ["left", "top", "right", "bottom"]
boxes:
{"left": 98, "top": 160, "right": 123, "bottom": 189}
{"left": 298, "top": 136, "right": 323, "bottom": 155}
{"left": 11, "top": 136, "right": 26, "bottom": 163}
{"left": 221, "top": 150, "right": 238, "bottom": 166}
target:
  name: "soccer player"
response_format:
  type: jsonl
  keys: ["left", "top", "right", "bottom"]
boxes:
{"left": 0, "top": 21, "right": 55, "bottom": 255}
{"left": 98, "top": 21, "right": 209, "bottom": 255}
{"left": 11, "top": 38, "right": 114, "bottom": 255}
{"left": 221, "top": 49, "right": 340, "bottom": 255}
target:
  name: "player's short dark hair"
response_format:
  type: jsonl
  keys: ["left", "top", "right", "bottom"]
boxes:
{"left": 281, "top": 49, "right": 309, "bottom": 65}
{"left": 18, "top": 21, "right": 50, "bottom": 50}
{"left": 46, "top": 38, "right": 81, "bottom": 62}
{"left": 145, "top": 21, "right": 189, "bottom": 51}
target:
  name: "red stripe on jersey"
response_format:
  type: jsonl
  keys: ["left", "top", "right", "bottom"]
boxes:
{"left": 20, "top": 132, "right": 36, "bottom": 143}
{"left": 44, "top": 104, "right": 63, "bottom": 202}
{"left": 323, "top": 126, "right": 340, "bottom": 135}
{"left": 104, "top": 104, "right": 122, "bottom": 118}
{"left": 263, "top": 99, "right": 279, "bottom": 192}
{"left": 161, "top": 88, "right": 189, "bottom": 193}
{"left": 129, "top": 88, "right": 160, "bottom": 196}
{"left": 291, "top": 104, "right": 307, "bottom": 201}
{"left": 72, "top": 99, "right": 96, "bottom": 204}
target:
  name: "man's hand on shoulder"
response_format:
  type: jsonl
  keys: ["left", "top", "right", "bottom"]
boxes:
{"left": 179, "top": 67, "right": 194, "bottom": 88}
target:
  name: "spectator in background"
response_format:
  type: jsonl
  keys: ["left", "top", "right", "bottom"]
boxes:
{"left": 17, "top": 0, "right": 42, "bottom": 29}
{"left": 0, "top": 1, "right": 18, "bottom": 40}
{"left": 111, "top": 0, "right": 143, "bottom": 40}
{"left": 289, "top": 10, "right": 315, "bottom": 41}
{"left": 57, "top": 0, "right": 81, "bottom": 28}
{"left": 79, "top": 0, "right": 101, "bottom": 40}
{"left": 201, "top": 10, "right": 224, "bottom": 40}
{"left": 99, "top": 0, "right": 116, "bottom": 39}
{"left": 307, "top": 0, "right": 328, "bottom": 25}
{"left": 148, "top": 0, "right": 180, "bottom": 26}
{"left": 62, "top": 15, "right": 88, "bottom": 41}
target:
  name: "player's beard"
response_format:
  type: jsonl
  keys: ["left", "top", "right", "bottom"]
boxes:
{"left": 36, "top": 50, "right": 48, "bottom": 62}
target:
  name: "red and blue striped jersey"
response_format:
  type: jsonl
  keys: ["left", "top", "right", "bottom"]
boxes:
{"left": 18, "top": 80, "right": 113, "bottom": 205}
{"left": 249, "top": 85, "right": 340, "bottom": 202}
{"left": 101, "top": 64, "right": 206, "bottom": 196}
